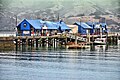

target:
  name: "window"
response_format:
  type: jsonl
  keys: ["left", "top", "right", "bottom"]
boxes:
{"left": 23, "top": 23, "right": 27, "bottom": 27}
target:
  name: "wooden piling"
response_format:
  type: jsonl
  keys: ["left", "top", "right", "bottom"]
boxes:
{"left": 15, "top": 39, "right": 18, "bottom": 51}
{"left": 36, "top": 39, "right": 38, "bottom": 48}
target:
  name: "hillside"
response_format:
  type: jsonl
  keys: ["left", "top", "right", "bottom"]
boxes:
{"left": 0, "top": 0, "right": 120, "bottom": 31}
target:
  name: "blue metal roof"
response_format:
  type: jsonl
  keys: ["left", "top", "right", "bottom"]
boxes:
{"left": 17, "top": 19, "right": 71, "bottom": 30}
{"left": 94, "top": 24, "right": 100, "bottom": 29}
{"left": 100, "top": 23, "right": 107, "bottom": 27}
{"left": 57, "top": 21, "right": 71, "bottom": 31}
{"left": 26, "top": 19, "right": 42, "bottom": 29}
{"left": 86, "top": 21, "right": 93, "bottom": 26}
{"left": 75, "top": 22, "right": 92, "bottom": 29}
{"left": 45, "top": 21, "right": 58, "bottom": 30}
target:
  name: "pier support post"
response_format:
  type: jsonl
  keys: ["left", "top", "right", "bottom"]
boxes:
{"left": 21, "top": 39, "right": 24, "bottom": 51}
{"left": 88, "top": 33, "right": 90, "bottom": 43}
{"left": 18, "top": 38, "right": 20, "bottom": 47}
{"left": 52, "top": 38, "right": 55, "bottom": 48}
{"left": 15, "top": 39, "right": 18, "bottom": 51}
{"left": 110, "top": 37, "right": 112, "bottom": 45}
{"left": 106, "top": 33, "right": 108, "bottom": 44}
{"left": 65, "top": 38, "right": 67, "bottom": 46}
{"left": 46, "top": 37, "right": 49, "bottom": 48}
{"left": 32, "top": 39, "right": 34, "bottom": 47}
{"left": 42, "top": 39, "right": 45, "bottom": 47}
{"left": 117, "top": 34, "right": 119, "bottom": 45}
{"left": 26, "top": 37, "right": 28, "bottom": 46}
{"left": 30, "top": 39, "right": 33, "bottom": 47}
{"left": 38, "top": 38, "right": 42, "bottom": 47}
{"left": 75, "top": 35, "right": 77, "bottom": 44}
{"left": 36, "top": 39, "right": 38, "bottom": 48}
{"left": 55, "top": 38, "right": 57, "bottom": 48}
{"left": 113, "top": 36, "right": 115, "bottom": 44}
{"left": 53, "top": 38, "right": 57, "bottom": 48}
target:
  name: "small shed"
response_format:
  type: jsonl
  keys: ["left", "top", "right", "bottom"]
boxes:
{"left": 67, "top": 25, "right": 78, "bottom": 33}
{"left": 74, "top": 22, "right": 92, "bottom": 35}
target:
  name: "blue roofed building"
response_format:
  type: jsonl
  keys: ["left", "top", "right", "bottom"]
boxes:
{"left": 86, "top": 21, "right": 108, "bottom": 35}
{"left": 16, "top": 19, "right": 71, "bottom": 36}
{"left": 93, "top": 22, "right": 107, "bottom": 35}
{"left": 86, "top": 21, "right": 94, "bottom": 34}
{"left": 74, "top": 22, "right": 92, "bottom": 35}
{"left": 40, "top": 21, "right": 59, "bottom": 36}
{"left": 17, "top": 19, "right": 42, "bottom": 36}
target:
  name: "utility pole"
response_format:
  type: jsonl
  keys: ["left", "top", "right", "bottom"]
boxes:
{"left": 57, "top": 13, "right": 59, "bottom": 21}
{"left": 15, "top": 15, "right": 17, "bottom": 27}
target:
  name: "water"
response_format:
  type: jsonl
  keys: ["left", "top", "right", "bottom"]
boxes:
{"left": 0, "top": 45, "right": 120, "bottom": 80}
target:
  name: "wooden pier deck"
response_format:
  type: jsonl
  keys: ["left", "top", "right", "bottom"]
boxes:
{"left": 0, "top": 32, "right": 119, "bottom": 50}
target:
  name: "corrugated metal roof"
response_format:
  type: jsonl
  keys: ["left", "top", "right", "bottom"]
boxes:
{"left": 75, "top": 22, "right": 92, "bottom": 29}
{"left": 100, "top": 23, "right": 107, "bottom": 27}
{"left": 26, "top": 19, "right": 42, "bottom": 29}
{"left": 17, "top": 19, "right": 71, "bottom": 30}
{"left": 45, "top": 21, "right": 58, "bottom": 30}
{"left": 57, "top": 21, "right": 71, "bottom": 31}
{"left": 94, "top": 24, "right": 100, "bottom": 29}
{"left": 86, "top": 21, "right": 93, "bottom": 26}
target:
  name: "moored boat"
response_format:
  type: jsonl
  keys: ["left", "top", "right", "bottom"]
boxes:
{"left": 93, "top": 38, "right": 107, "bottom": 45}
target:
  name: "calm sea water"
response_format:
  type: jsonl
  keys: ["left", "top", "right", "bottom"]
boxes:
{"left": 0, "top": 45, "right": 120, "bottom": 80}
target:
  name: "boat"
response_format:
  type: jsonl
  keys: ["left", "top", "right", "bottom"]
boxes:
{"left": 93, "top": 38, "right": 107, "bottom": 45}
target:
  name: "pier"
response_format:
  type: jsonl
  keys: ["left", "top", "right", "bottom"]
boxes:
{"left": 0, "top": 32, "right": 120, "bottom": 51}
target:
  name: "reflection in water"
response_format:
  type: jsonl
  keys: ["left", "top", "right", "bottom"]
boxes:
{"left": 0, "top": 45, "right": 120, "bottom": 80}
{"left": 94, "top": 45, "right": 108, "bottom": 52}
